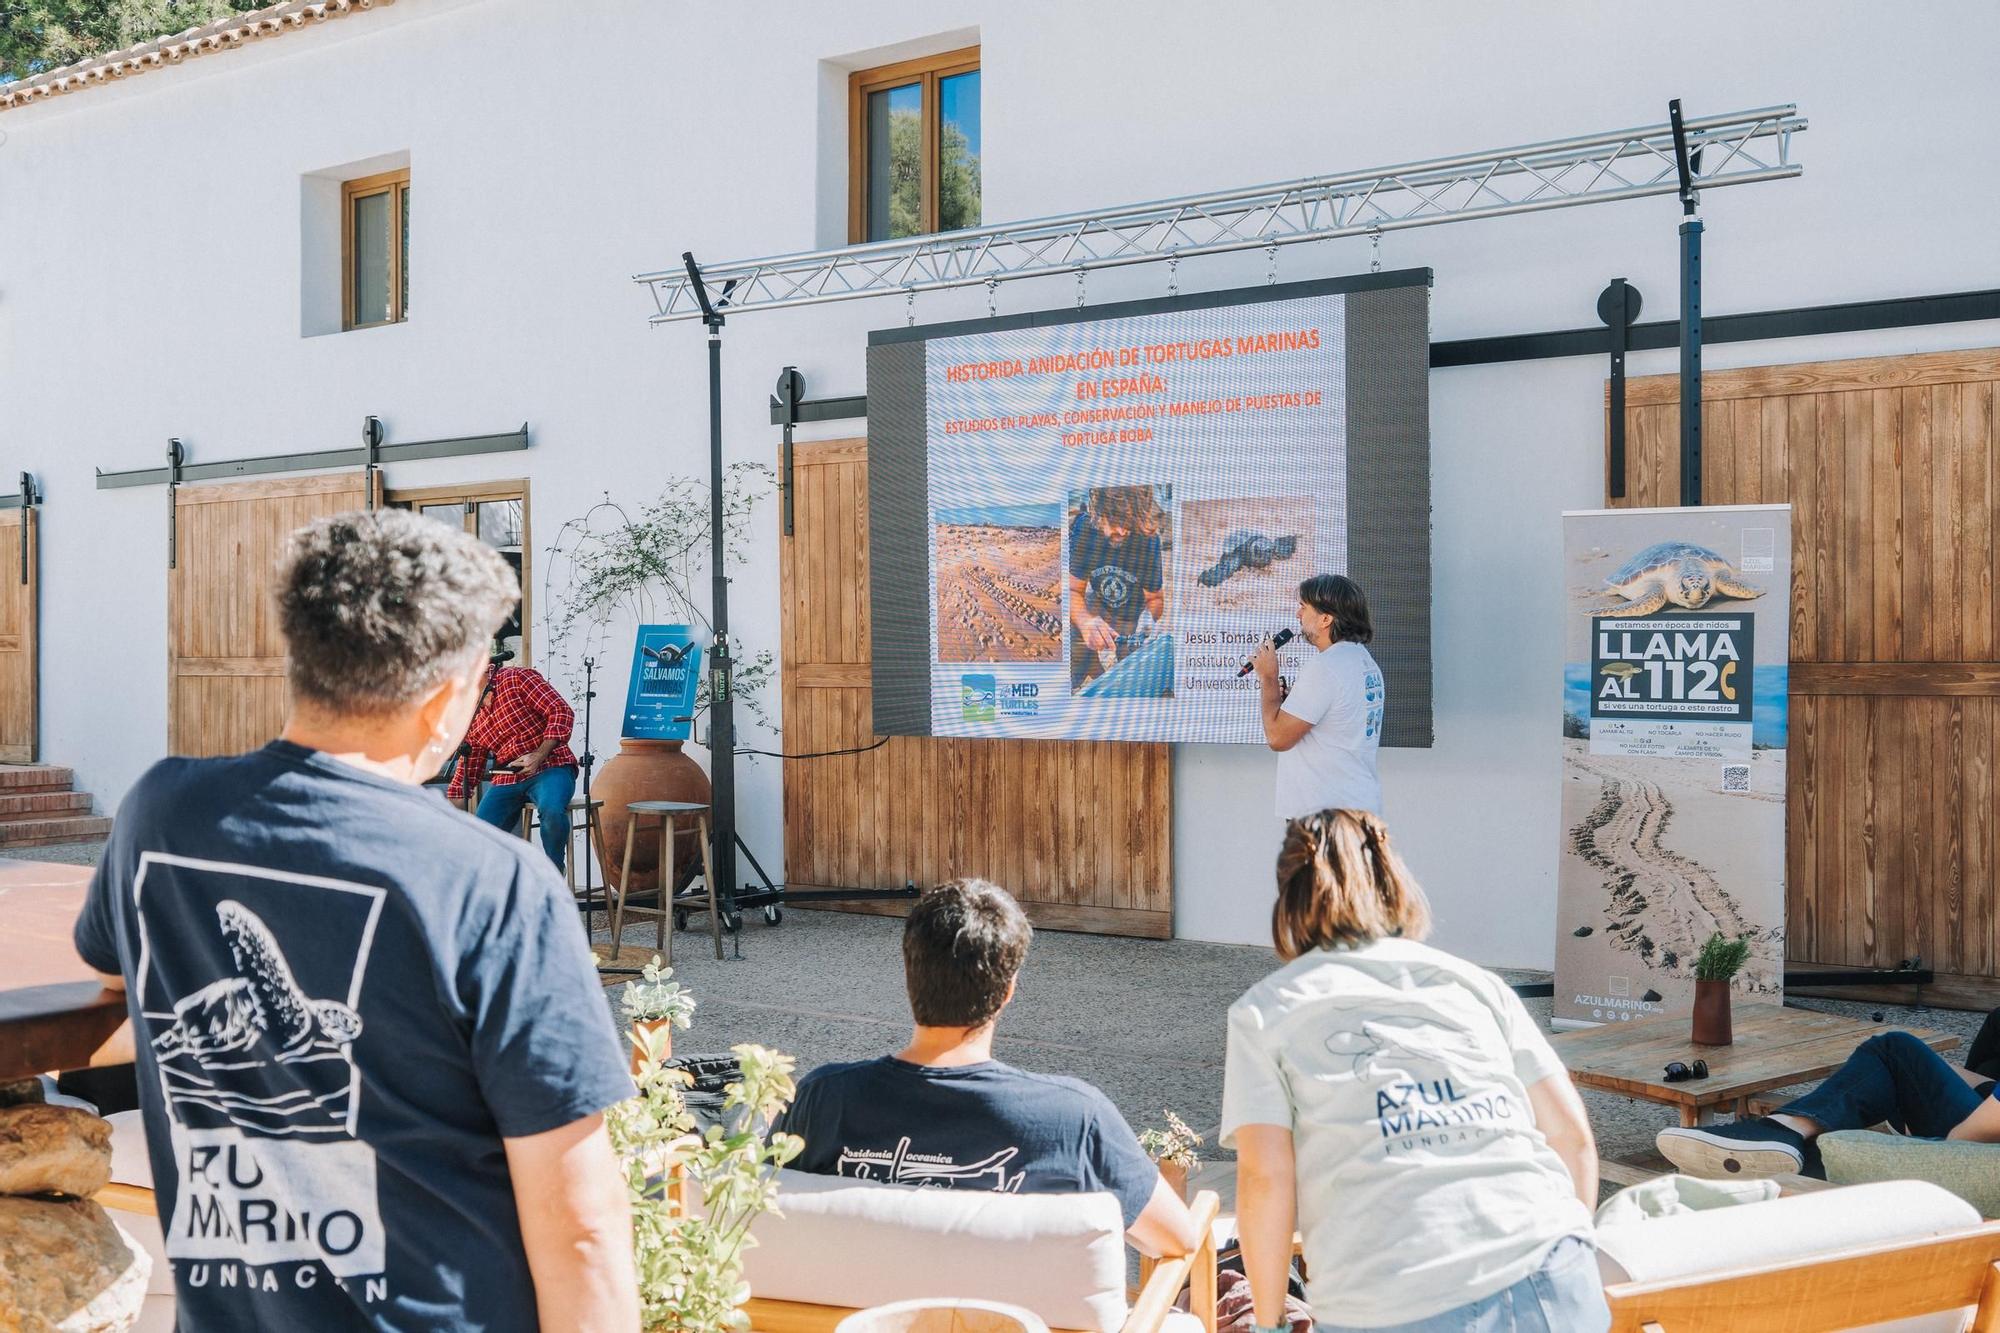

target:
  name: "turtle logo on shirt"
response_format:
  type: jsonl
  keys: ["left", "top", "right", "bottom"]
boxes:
{"left": 1088, "top": 565, "right": 1138, "bottom": 614}
{"left": 153, "top": 901, "right": 363, "bottom": 1072}
{"left": 1320, "top": 1009, "right": 1496, "bottom": 1085}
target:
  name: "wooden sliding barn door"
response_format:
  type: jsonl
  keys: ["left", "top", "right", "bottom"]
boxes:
{"left": 169, "top": 473, "right": 378, "bottom": 757}
{"left": 0, "top": 508, "right": 38, "bottom": 763}
{"left": 780, "top": 438, "right": 1173, "bottom": 938}
{"left": 1614, "top": 349, "right": 2000, "bottom": 994}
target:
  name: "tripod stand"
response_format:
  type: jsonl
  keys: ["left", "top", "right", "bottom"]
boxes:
{"left": 576, "top": 655, "right": 601, "bottom": 932}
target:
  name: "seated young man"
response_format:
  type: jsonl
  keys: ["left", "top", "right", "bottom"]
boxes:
{"left": 1659, "top": 1030, "right": 2000, "bottom": 1179}
{"left": 776, "top": 879, "right": 1199, "bottom": 1258}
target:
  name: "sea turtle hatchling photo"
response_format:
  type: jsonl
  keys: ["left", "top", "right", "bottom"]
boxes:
{"left": 1585, "top": 541, "right": 1766, "bottom": 617}
{"left": 1197, "top": 529, "right": 1299, "bottom": 586}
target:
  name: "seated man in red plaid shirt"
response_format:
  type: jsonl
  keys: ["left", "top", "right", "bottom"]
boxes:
{"left": 446, "top": 662, "right": 581, "bottom": 870}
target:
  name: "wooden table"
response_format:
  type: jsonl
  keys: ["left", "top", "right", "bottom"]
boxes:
{"left": 1553, "top": 1005, "right": 1959, "bottom": 1128}
{"left": 0, "top": 860, "right": 129, "bottom": 1084}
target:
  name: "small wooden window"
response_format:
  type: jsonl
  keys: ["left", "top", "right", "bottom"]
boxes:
{"left": 343, "top": 169, "right": 410, "bottom": 330}
{"left": 385, "top": 480, "right": 531, "bottom": 663}
{"left": 849, "top": 47, "right": 981, "bottom": 243}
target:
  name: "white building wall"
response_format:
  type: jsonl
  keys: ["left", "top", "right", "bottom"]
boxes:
{"left": 4, "top": 0, "right": 1998, "bottom": 966}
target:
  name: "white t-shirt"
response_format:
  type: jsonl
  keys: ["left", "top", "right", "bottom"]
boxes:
{"left": 1274, "top": 640, "right": 1384, "bottom": 819}
{"left": 1220, "top": 938, "right": 1593, "bottom": 1328}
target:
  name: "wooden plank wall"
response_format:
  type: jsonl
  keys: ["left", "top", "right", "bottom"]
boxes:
{"left": 0, "top": 510, "right": 37, "bottom": 763}
{"left": 169, "top": 473, "right": 375, "bottom": 757}
{"left": 780, "top": 438, "right": 1173, "bottom": 938}
{"left": 1615, "top": 349, "right": 2000, "bottom": 994}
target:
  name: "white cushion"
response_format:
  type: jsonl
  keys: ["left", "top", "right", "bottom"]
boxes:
{"left": 1597, "top": 1180, "right": 1980, "bottom": 1333}
{"left": 1595, "top": 1180, "right": 1977, "bottom": 1285}
{"left": 743, "top": 1170, "right": 1128, "bottom": 1333}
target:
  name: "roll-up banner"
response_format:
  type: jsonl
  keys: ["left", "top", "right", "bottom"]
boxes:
{"left": 1555, "top": 504, "right": 1791, "bottom": 1028}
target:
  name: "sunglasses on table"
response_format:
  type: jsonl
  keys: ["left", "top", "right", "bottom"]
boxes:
{"left": 1663, "top": 1059, "right": 1710, "bottom": 1083}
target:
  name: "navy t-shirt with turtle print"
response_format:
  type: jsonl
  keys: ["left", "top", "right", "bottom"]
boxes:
{"left": 73, "top": 739, "right": 633, "bottom": 1332}
{"left": 1068, "top": 511, "right": 1164, "bottom": 634}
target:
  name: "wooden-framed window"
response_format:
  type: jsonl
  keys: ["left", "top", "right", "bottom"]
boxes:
{"left": 848, "top": 46, "right": 981, "bottom": 243}
{"left": 343, "top": 168, "right": 410, "bottom": 329}
{"left": 385, "top": 480, "right": 531, "bottom": 662}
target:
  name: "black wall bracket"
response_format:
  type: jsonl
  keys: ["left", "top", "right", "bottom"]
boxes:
{"left": 0, "top": 472, "right": 39, "bottom": 583}
{"left": 1598, "top": 279, "right": 1642, "bottom": 500}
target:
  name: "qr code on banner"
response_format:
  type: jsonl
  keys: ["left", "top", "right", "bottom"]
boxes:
{"left": 1722, "top": 764, "right": 1751, "bottom": 793}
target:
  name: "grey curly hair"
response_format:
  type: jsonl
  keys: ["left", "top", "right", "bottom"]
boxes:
{"left": 277, "top": 509, "right": 520, "bottom": 716}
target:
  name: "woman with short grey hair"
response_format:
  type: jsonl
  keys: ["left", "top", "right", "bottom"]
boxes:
{"left": 75, "top": 509, "right": 640, "bottom": 1331}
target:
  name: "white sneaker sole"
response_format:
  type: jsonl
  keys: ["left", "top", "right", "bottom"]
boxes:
{"left": 1656, "top": 1127, "right": 1803, "bottom": 1179}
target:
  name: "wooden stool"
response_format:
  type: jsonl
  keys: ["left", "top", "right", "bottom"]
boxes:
{"left": 611, "top": 800, "right": 720, "bottom": 965}
{"left": 520, "top": 796, "right": 608, "bottom": 929}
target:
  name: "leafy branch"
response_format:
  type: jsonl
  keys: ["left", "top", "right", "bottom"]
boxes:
{"left": 542, "top": 464, "right": 778, "bottom": 736}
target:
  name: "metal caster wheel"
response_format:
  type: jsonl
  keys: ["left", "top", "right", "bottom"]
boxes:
{"left": 762, "top": 906, "right": 782, "bottom": 926}
{"left": 723, "top": 911, "right": 743, "bottom": 934}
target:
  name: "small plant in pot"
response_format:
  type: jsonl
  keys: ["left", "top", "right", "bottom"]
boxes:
{"left": 1137, "top": 1109, "right": 1203, "bottom": 1200}
{"left": 609, "top": 1029, "right": 802, "bottom": 1332}
{"left": 621, "top": 956, "right": 697, "bottom": 1075}
{"left": 1691, "top": 931, "right": 1752, "bottom": 1046}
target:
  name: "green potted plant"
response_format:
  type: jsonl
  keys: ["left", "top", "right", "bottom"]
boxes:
{"left": 1691, "top": 931, "right": 1752, "bottom": 1046}
{"left": 608, "top": 1028, "right": 803, "bottom": 1332}
{"left": 543, "top": 470, "right": 777, "bottom": 903}
{"left": 1136, "top": 1109, "right": 1203, "bottom": 1201}
{"left": 620, "top": 955, "right": 697, "bottom": 1074}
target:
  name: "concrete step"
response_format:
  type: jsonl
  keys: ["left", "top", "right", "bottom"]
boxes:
{"left": 0, "top": 814, "right": 113, "bottom": 847}
{"left": 0, "top": 791, "right": 93, "bottom": 822}
{"left": 0, "top": 765, "right": 74, "bottom": 794}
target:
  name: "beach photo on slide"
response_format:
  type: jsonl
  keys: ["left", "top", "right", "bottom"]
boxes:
{"left": 1065, "top": 484, "right": 1173, "bottom": 698}
{"left": 933, "top": 502, "right": 1064, "bottom": 663}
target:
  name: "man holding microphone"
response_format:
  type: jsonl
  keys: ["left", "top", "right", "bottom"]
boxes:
{"left": 1250, "top": 574, "right": 1386, "bottom": 819}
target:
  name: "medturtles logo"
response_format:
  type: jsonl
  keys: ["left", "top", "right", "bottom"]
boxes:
{"left": 961, "top": 674, "right": 997, "bottom": 721}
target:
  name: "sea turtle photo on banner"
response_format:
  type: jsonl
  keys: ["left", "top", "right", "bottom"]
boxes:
{"left": 1554, "top": 504, "right": 1791, "bottom": 1028}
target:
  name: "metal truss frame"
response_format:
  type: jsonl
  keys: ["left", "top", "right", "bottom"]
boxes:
{"left": 637, "top": 104, "right": 1805, "bottom": 323}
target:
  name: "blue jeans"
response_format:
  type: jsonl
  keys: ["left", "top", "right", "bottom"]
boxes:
{"left": 1318, "top": 1236, "right": 1608, "bottom": 1333}
{"left": 475, "top": 765, "right": 577, "bottom": 871}
{"left": 1782, "top": 1031, "right": 1986, "bottom": 1138}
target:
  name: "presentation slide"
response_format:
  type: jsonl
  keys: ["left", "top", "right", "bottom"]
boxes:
{"left": 867, "top": 271, "right": 1432, "bottom": 746}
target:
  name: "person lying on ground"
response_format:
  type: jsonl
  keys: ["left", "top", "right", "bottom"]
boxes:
{"left": 773, "top": 878, "right": 1199, "bottom": 1259}
{"left": 1225, "top": 809, "right": 1607, "bottom": 1333}
{"left": 75, "top": 510, "right": 637, "bottom": 1333}
{"left": 1658, "top": 1029, "right": 2000, "bottom": 1180}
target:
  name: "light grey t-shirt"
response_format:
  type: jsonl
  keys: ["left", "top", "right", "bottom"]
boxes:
{"left": 1274, "top": 639, "right": 1384, "bottom": 819}
{"left": 1220, "top": 938, "right": 1593, "bottom": 1327}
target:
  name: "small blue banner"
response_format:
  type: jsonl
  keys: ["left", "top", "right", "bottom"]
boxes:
{"left": 622, "top": 625, "right": 703, "bottom": 741}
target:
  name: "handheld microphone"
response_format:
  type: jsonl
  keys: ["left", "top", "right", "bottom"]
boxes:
{"left": 489, "top": 646, "right": 516, "bottom": 664}
{"left": 1237, "top": 627, "right": 1296, "bottom": 676}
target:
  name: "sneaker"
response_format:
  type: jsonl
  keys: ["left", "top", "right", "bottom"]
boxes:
{"left": 1656, "top": 1117, "right": 1823, "bottom": 1180}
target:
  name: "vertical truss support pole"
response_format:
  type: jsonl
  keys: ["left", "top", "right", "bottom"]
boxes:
{"left": 685, "top": 252, "right": 739, "bottom": 932}
{"left": 1671, "top": 99, "right": 1704, "bottom": 507}
{"left": 1599, "top": 279, "right": 1640, "bottom": 501}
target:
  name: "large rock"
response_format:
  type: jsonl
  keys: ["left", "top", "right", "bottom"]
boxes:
{"left": 0, "top": 1196, "right": 149, "bottom": 1332}
{"left": 0, "top": 1106, "right": 111, "bottom": 1200}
